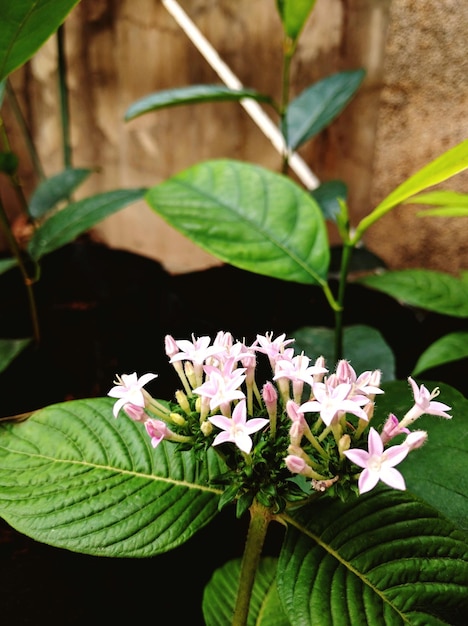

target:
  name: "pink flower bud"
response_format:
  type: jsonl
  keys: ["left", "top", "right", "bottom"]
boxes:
{"left": 145, "top": 419, "right": 170, "bottom": 448}
{"left": 285, "top": 454, "right": 307, "bottom": 474}
{"left": 262, "top": 381, "right": 277, "bottom": 407}
{"left": 164, "top": 334, "right": 179, "bottom": 358}
{"left": 123, "top": 403, "right": 146, "bottom": 422}
{"left": 380, "top": 413, "right": 410, "bottom": 445}
{"left": 335, "top": 359, "right": 355, "bottom": 384}
{"left": 404, "top": 430, "right": 428, "bottom": 450}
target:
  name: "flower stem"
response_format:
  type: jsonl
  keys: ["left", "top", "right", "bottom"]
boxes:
{"left": 232, "top": 500, "right": 272, "bottom": 626}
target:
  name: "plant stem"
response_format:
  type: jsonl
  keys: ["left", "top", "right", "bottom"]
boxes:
{"left": 57, "top": 25, "right": 72, "bottom": 170}
{"left": 232, "top": 500, "right": 272, "bottom": 625}
{"left": 333, "top": 242, "right": 354, "bottom": 361}
{"left": 279, "top": 38, "right": 295, "bottom": 174}
{"left": 0, "top": 197, "right": 40, "bottom": 343}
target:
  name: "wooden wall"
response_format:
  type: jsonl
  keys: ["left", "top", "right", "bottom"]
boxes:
{"left": 3, "top": 0, "right": 468, "bottom": 274}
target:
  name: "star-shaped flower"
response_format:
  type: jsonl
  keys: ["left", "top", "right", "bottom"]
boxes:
{"left": 399, "top": 377, "right": 452, "bottom": 428}
{"left": 108, "top": 372, "right": 158, "bottom": 418}
{"left": 300, "top": 382, "right": 368, "bottom": 427}
{"left": 344, "top": 427, "right": 409, "bottom": 494}
{"left": 208, "top": 399, "right": 269, "bottom": 454}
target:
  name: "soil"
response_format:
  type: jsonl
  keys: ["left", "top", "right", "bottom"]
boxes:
{"left": 0, "top": 237, "right": 466, "bottom": 625}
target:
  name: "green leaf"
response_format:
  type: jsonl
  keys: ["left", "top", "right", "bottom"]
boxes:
{"left": 276, "top": 0, "right": 317, "bottom": 41}
{"left": 412, "top": 331, "right": 468, "bottom": 376}
{"left": 357, "top": 269, "right": 468, "bottom": 317}
{"left": 407, "top": 190, "right": 468, "bottom": 217}
{"left": 293, "top": 324, "right": 396, "bottom": 381}
{"left": 146, "top": 159, "right": 330, "bottom": 285}
{"left": 355, "top": 140, "right": 468, "bottom": 239}
{"left": 0, "top": 337, "right": 31, "bottom": 374}
{"left": 0, "top": 151, "right": 19, "bottom": 175}
{"left": 125, "top": 84, "right": 274, "bottom": 121}
{"left": 375, "top": 380, "right": 468, "bottom": 530}
{"left": 284, "top": 70, "right": 365, "bottom": 150}
{"left": 29, "top": 168, "right": 94, "bottom": 219}
{"left": 27, "top": 188, "right": 146, "bottom": 260}
{"left": 278, "top": 489, "right": 468, "bottom": 625}
{"left": 0, "top": 0, "right": 80, "bottom": 81}
{"left": 203, "top": 558, "right": 290, "bottom": 626}
{"left": 0, "top": 397, "right": 223, "bottom": 557}
{"left": 310, "top": 180, "right": 348, "bottom": 222}
{"left": 0, "top": 257, "right": 18, "bottom": 276}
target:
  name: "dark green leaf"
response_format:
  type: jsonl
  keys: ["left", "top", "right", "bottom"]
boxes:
{"left": 203, "top": 557, "right": 290, "bottom": 626}
{"left": 0, "top": 151, "right": 19, "bottom": 175}
{"left": 412, "top": 331, "right": 468, "bottom": 376}
{"left": 0, "top": 337, "right": 31, "bottom": 374}
{"left": 0, "top": 257, "right": 18, "bottom": 276}
{"left": 0, "top": 0, "right": 80, "bottom": 81}
{"left": 0, "top": 397, "right": 223, "bottom": 557}
{"left": 146, "top": 159, "right": 330, "bottom": 285}
{"left": 278, "top": 489, "right": 468, "bottom": 625}
{"left": 29, "top": 168, "right": 94, "bottom": 219}
{"left": 293, "top": 324, "right": 396, "bottom": 381}
{"left": 284, "top": 70, "right": 365, "bottom": 150}
{"left": 310, "top": 180, "right": 347, "bottom": 222}
{"left": 276, "top": 0, "right": 317, "bottom": 41}
{"left": 357, "top": 269, "right": 468, "bottom": 317}
{"left": 375, "top": 380, "right": 468, "bottom": 530}
{"left": 125, "top": 84, "right": 274, "bottom": 121}
{"left": 28, "top": 188, "right": 146, "bottom": 260}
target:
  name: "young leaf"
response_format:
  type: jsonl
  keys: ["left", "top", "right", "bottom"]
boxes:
{"left": 0, "top": 0, "right": 80, "bottom": 81}
{"left": 278, "top": 489, "right": 468, "bottom": 625}
{"left": 357, "top": 269, "right": 468, "bottom": 317}
{"left": 293, "top": 324, "right": 396, "bottom": 381}
{"left": 146, "top": 159, "right": 330, "bottom": 285}
{"left": 0, "top": 337, "right": 31, "bottom": 374}
{"left": 0, "top": 397, "right": 223, "bottom": 557}
{"left": 203, "top": 558, "right": 290, "bottom": 626}
{"left": 28, "top": 188, "right": 146, "bottom": 260}
{"left": 29, "top": 168, "right": 94, "bottom": 219}
{"left": 374, "top": 380, "right": 468, "bottom": 530}
{"left": 354, "top": 140, "right": 468, "bottom": 241}
{"left": 283, "top": 70, "right": 365, "bottom": 150}
{"left": 310, "top": 179, "right": 348, "bottom": 222}
{"left": 125, "top": 84, "right": 274, "bottom": 121}
{"left": 276, "top": 0, "right": 317, "bottom": 41}
{"left": 408, "top": 190, "right": 468, "bottom": 217}
{"left": 412, "top": 331, "right": 468, "bottom": 376}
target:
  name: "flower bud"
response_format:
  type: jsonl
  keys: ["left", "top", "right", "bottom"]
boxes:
{"left": 200, "top": 420, "right": 213, "bottom": 436}
{"left": 123, "top": 403, "right": 146, "bottom": 422}
{"left": 175, "top": 389, "right": 191, "bottom": 415}
{"left": 404, "top": 430, "right": 428, "bottom": 450}
{"left": 165, "top": 334, "right": 179, "bottom": 358}
{"left": 338, "top": 434, "right": 351, "bottom": 456}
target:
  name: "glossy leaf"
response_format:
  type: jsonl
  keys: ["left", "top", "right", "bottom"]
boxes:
{"left": 284, "top": 70, "right": 365, "bottom": 150}
{"left": 276, "top": 0, "right": 317, "bottom": 41}
{"left": 374, "top": 380, "right": 468, "bottom": 530}
{"left": 278, "top": 489, "right": 468, "bottom": 625}
{"left": 310, "top": 180, "right": 348, "bottom": 222}
{"left": 28, "top": 188, "right": 146, "bottom": 261}
{"left": 29, "top": 168, "right": 94, "bottom": 219}
{"left": 0, "top": 337, "right": 31, "bottom": 374}
{"left": 412, "top": 331, "right": 468, "bottom": 376}
{"left": 293, "top": 324, "right": 395, "bottom": 381}
{"left": 203, "top": 558, "right": 290, "bottom": 626}
{"left": 125, "top": 84, "right": 274, "bottom": 121}
{"left": 355, "top": 140, "right": 468, "bottom": 239}
{"left": 0, "top": 0, "right": 80, "bottom": 81}
{"left": 0, "top": 397, "right": 223, "bottom": 557}
{"left": 357, "top": 269, "right": 468, "bottom": 317}
{"left": 146, "top": 159, "right": 330, "bottom": 285}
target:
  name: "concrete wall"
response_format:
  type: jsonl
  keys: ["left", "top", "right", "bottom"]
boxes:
{"left": 2, "top": 0, "right": 467, "bottom": 274}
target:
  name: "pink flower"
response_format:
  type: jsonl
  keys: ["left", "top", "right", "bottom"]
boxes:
{"left": 254, "top": 332, "right": 295, "bottom": 367}
{"left": 300, "top": 382, "right": 369, "bottom": 427}
{"left": 208, "top": 399, "right": 269, "bottom": 454}
{"left": 108, "top": 372, "right": 158, "bottom": 418}
{"left": 380, "top": 413, "right": 410, "bottom": 445}
{"left": 344, "top": 427, "right": 409, "bottom": 494}
{"left": 273, "top": 353, "right": 328, "bottom": 387}
{"left": 193, "top": 365, "right": 246, "bottom": 413}
{"left": 145, "top": 419, "right": 170, "bottom": 448}
{"left": 400, "top": 377, "right": 452, "bottom": 427}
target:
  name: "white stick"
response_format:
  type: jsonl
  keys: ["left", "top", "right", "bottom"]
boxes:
{"left": 161, "top": 0, "right": 320, "bottom": 190}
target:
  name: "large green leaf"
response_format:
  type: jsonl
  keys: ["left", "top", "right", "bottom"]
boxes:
{"left": 125, "top": 84, "right": 274, "bottom": 121}
{"left": 27, "top": 188, "right": 146, "bottom": 260}
{"left": 0, "top": 397, "right": 223, "bottom": 557}
{"left": 0, "top": 337, "right": 31, "bottom": 374}
{"left": 278, "top": 489, "right": 468, "bottom": 625}
{"left": 29, "top": 168, "right": 94, "bottom": 219}
{"left": 357, "top": 269, "right": 468, "bottom": 317}
{"left": 354, "top": 140, "right": 468, "bottom": 241}
{"left": 0, "top": 0, "right": 80, "bottom": 81}
{"left": 276, "top": 0, "right": 317, "bottom": 41}
{"left": 203, "top": 557, "right": 290, "bottom": 626}
{"left": 374, "top": 380, "right": 468, "bottom": 531}
{"left": 284, "top": 70, "right": 365, "bottom": 150}
{"left": 293, "top": 324, "right": 396, "bottom": 381}
{"left": 412, "top": 331, "right": 468, "bottom": 376}
{"left": 146, "top": 159, "right": 330, "bottom": 285}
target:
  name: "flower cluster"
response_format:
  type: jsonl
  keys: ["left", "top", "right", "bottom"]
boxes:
{"left": 108, "top": 331, "right": 451, "bottom": 510}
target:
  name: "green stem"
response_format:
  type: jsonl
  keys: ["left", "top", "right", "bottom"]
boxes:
{"left": 57, "top": 25, "right": 72, "bottom": 170}
{"left": 279, "top": 37, "right": 295, "bottom": 174}
{"left": 333, "top": 243, "right": 354, "bottom": 362}
{"left": 0, "top": 197, "right": 40, "bottom": 343}
{"left": 232, "top": 500, "right": 272, "bottom": 626}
